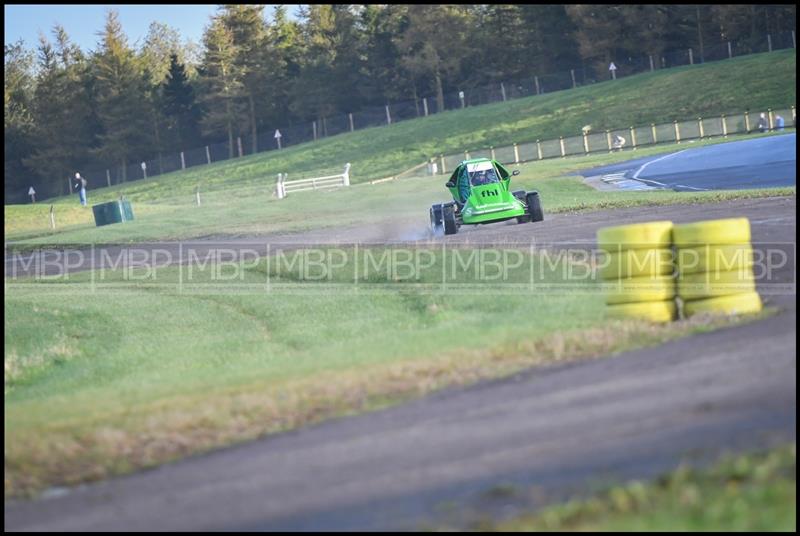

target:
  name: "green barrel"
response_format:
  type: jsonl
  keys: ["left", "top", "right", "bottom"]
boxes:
{"left": 92, "top": 200, "right": 135, "bottom": 227}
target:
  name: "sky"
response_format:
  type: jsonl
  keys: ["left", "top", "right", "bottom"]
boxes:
{"left": 4, "top": 4, "right": 301, "bottom": 53}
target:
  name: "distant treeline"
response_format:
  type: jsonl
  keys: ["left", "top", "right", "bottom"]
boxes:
{"left": 4, "top": 5, "right": 796, "bottom": 200}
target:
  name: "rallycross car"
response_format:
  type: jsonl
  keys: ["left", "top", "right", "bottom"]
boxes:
{"left": 430, "top": 158, "right": 544, "bottom": 235}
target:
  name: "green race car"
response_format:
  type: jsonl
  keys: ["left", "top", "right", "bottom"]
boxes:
{"left": 430, "top": 158, "right": 544, "bottom": 235}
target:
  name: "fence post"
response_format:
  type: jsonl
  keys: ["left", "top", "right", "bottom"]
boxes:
{"left": 49, "top": 205, "right": 55, "bottom": 229}
{"left": 490, "top": 146, "right": 496, "bottom": 160}
{"left": 674, "top": 120, "right": 681, "bottom": 143}
{"left": 464, "top": 150, "right": 470, "bottom": 160}
{"left": 276, "top": 173, "right": 285, "bottom": 199}
{"left": 583, "top": 132, "right": 589, "bottom": 154}
{"left": 536, "top": 140, "right": 543, "bottom": 160}
{"left": 727, "top": 42, "right": 733, "bottom": 59}
{"left": 744, "top": 111, "right": 751, "bottom": 133}
{"left": 342, "top": 163, "right": 351, "bottom": 186}
{"left": 237, "top": 137, "right": 243, "bottom": 157}
{"left": 500, "top": 83, "right": 507, "bottom": 102}
{"left": 559, "top": 136, "right": 566, "bottom": 157}
{"left": 423, "top": 98, "right": 429, "bottom": 117}
{"left": 513, "top": 143, "right": 520, "bottom": 163}
{"left": 697, "top": 117, "right": 704, "bottom": 138}
{"left": 440, "top": 154, "right": 446, "bottom": 174}
{"left": 688, "top": 48, "right": 694, "bottom": 65}
{"left": 385, "top": 104, "right": 392, "bottom": 125}
{"left": 534, "top": 76, "right": 540, "bottom": 95}
{"left": 651, "top": 123, "right": 657, "bottom": 144}
{"left": 205, "top": 146, "right": 211, "bottom": 165}
{"left": 195, "top": 185, "right": 201, "bottom": 206}
{"left": 792, "top": 105, "right": 796, "bottom": 126}
{"left": 68, "top": 175, "right": 73, "bottom": 194}
{"left": 768, "top": 108, "right": 774, "bottom": 130}
{"left": 629, "top": 126, "right": 637, "bottom": 149}
{"left": 349, "top": 113, "right": 354, "bottom": 132}
{"left": 721, "top": 114, "right": 728, "bottom": 138}
{"left": 312, "top": 121, "right": 318, "bottom": 140}
{"left": 180, "top": 151, "right": 186, "bottom": 170}
{"left": 570, "top": 69, "right": 576, "bottom": 88}
{"left": 767, "top": 34, "right": 772, "bottom": 53}
{"left": 606, "top": 130, "right": 612, "bottom": 153}
{"left": 649, "top": 55, "right": 655, "bottom": 71}
{"left": 106, "top": 169, "right": 111, "bottom": 187}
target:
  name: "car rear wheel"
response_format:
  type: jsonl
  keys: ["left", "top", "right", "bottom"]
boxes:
{"left": 513, "top": 190, "right": 531, "bottom": 223}
{"left": 526, "top": 191, "right": 544, "bottom": 223}
{"left": 430, "top": 204, "right": 443, "bottom": 233}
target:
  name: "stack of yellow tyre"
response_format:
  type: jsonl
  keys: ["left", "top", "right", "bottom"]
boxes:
{"left": 597, "top": 221, "right": 677, "bottom": 322}
{"left": 674, "top": 218, "right": 762, "bottom": 316}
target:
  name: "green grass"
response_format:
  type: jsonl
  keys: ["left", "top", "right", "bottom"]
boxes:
{"left": 475, "top": 444, "right": 796, "bottom": 531}
{"left": 5, "top": 49, "right": 795, "bottom": 242}
{"left": 5, "top": 132, "right": 796, "bottom": 247}
{"left": 4, "top": 248, "right": 768, "bottom": 498}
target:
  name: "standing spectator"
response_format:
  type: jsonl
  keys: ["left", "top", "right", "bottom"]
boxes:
{"left": 775, "top": 114, "right": 785, "bottom": 131}
{"left": 757, "top": 113, "right": 769, "bottom": 133}
{"left": 74, "top": 172, "right": 88, "bottom": 206}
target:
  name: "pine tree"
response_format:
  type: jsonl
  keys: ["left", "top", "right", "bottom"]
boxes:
{"left": 4, "top": 41, "right": 36, "bottom": 200}
{"left": 162, "top": 54, "right": 202, "bottom": 152}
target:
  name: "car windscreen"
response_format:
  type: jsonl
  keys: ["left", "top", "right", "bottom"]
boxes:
{"left": 467, "top": 162, "right": 499, "bottom": 186}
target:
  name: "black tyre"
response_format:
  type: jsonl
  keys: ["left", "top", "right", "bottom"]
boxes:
{"left": 442, "top": 204, "right": 458, "bottom": 235}
{"left": 512, "top": 189, "right": 526, "bottom": 201}
{"left": 513, "top": 190, "right": 531, "bottom": 223}
{"left": 526, "top": 191, "right": 544, "bottom": 222}
{"left": 430, "top": 204, "right": 443, "bottom": 233}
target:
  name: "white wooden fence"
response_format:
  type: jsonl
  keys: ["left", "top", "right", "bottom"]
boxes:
{"left": 276, "top": 163, "right": 351, "bottom": 199}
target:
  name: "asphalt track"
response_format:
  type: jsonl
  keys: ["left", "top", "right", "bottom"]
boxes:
{"left": 581, "top": 133, "right": 796, "bottom": 191}
{"left": 5, "top": 196, "right": 796, "bottom": 531}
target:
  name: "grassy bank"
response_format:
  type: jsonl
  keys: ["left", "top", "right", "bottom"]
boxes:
{"left": 476, "top": 444, "right": 796, "bottom": 531}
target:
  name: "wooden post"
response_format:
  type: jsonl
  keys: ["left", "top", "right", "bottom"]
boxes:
{"left": 674, "top": 120, "right": 681, "bottom": 143}
{"left": 513, "top": 143, "right": 520, "bottom": 163}
{"left": 440, "top": 154, "right": 446, "bottom": 174}
{"left": 649, "top": 55, "right": 655, "bottom": 71}
{"left": 570, "top": 69, "right": 576, "bottom": 88}
{"left": 423, "top": 98, "right": 429, "bottom": 117}
{"left": 342, "top": 163, "right": 351, "bottom": 187}
{"left": 50, "top": 205, "right": 55, "bottom": 229}
{"left": 559, "top": 136, "right": 566, "bottom": 158}
{"left": 630, "top": 126, "right": 637, "bottom": 149}
{"left": 688, "top": 48, "right": 694, "bottom": 65}
{"left": 180, "top": 151, "right": 186, "bottom": 170}
{"left": 767, "top": 34, "right": 772, "bottom": 53}
{"left": 698, "top": 117, "right": 704, "bottom": 138}
{"left": 606, "top": 130, "right": 612, "bottom": 153}
{"left": 536, "top": 140, "right": 543, "bottom": 160}
{"left": 276, "top": 173, "right": 285, "bottom": 199}
{"left": 500, "top": 83, "right": 507, "bottom": 101}
{"left": 490, "top": 146, "right": 496, "bottom": 160}
{"left": 768, "top": 108, "right": 774, "bottom": 130}
{"left": 68, "top": 175, "right": 73, "bottom": 194}
{"left": 349, "top": 113, "right": 354, "bottom": 132}
{"left": 727, "top": 41, "right": 732, "bottom": 59}
{"left": 385, "top": 104, "right": 392, "bottom": 125}
{"left": 721, "top": 114, "right": 728, "bottom": 138}
{"left": 106, "top": 169, "right": 111, "bottom": 187}
{"left": 205, "top": 146, "right": 211, "bottom": 164}
{"left": 534, "top": 76, "right": 540, "bottom": 95}
{"left": 464, "top": 150, "right": 470, "bottom": 160}
{"left": 583, "top": 133, "right": 589, "bottom": 154}
{"left": 744, "top": 111, "right": 751, "bottom": 133}
{"left": 651, "top": 123, "right": 657, "bottom": 144}
{"left": 195, "top": 185, "right": 201, "bottom": 206}
{"left": 237, "top": 136, "right": 243, "bottom": 157}
{"left": 792, "top": 105, "right": 796, "bottom": 126}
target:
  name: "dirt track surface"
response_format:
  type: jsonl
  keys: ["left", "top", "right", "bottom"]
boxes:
{"left": 5, "top": 197, "right": 796, "bottom": 531}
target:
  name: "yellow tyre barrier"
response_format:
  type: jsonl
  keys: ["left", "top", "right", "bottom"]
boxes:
{"left": 677, "top": 268, "right": 755, "bottom": 300}
{"left": 676, "top": 244, "right": 754, "bottom": 275}
{"left": 683, "top": 291, "right": 763, "bottom": 317}
{"left": 598, "top": 248, "right": 674, "bottom": 280}
{"left": 604, "top": 275, "right": 676, "bottom": 305}
{"left": 606, "top": 300, "right": 677, "bottom": 323}
{"left": 596, "top": 221, "right": 673, "bottom": 251}
{"left": 672, "top": 218, "right": 751, "bottom": 247}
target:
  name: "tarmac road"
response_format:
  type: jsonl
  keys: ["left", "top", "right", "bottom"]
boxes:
{"left": 5, "top": 197, "right": 796, "bottom": 531}
{"left": 581, "top": 133, "right": 796, "bottom": 191}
